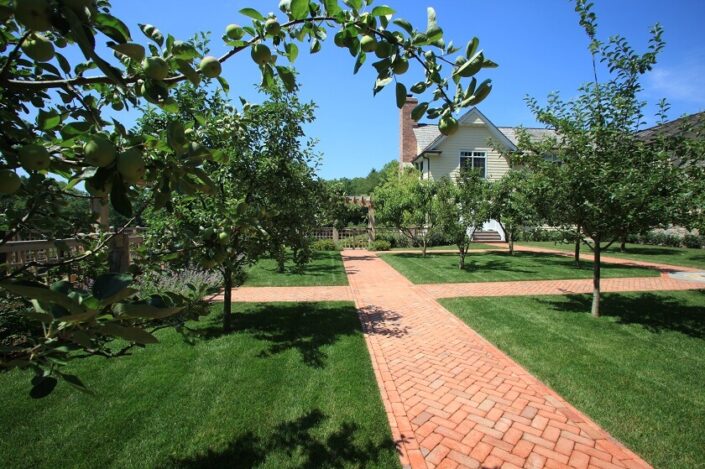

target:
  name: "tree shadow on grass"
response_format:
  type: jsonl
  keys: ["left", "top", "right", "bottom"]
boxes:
{"left": 166, "top": 409, "right": 398, "bottom": 468}
{"left": 195, "top": 303, "right": 361, "bottom": 368}
{"left": 537, "top": 290, "right": 705, "bottom": 339}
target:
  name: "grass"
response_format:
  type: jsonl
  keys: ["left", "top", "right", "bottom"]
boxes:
{"left": 440, "top": 291, "right": 705, "bottom": 468}
{"left": 0, "top": 302, "right": 399, "bottom": 469}
{"left": 390, "top": 243, "right": 497, "bottom": 251}
{"left": 243, "top": 251, "right": 348, "bottom": 287}
{"left": 520, "top": 241, "right": 705, "bottom": 270}
{"left": 379, "top": 251, "right": 660, "bottom": 284}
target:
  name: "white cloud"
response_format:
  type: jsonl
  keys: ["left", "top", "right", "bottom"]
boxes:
{"left": 647, "top": 58, "right": 705, "bottom": 105}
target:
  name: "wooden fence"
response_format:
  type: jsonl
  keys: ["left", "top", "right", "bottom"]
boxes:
{"left": 0, "top": 228, "right": 145, "bottom": 272}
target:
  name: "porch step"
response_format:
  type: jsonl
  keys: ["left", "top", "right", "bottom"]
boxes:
{"left": 472, "top": 230, "right": 503, "bottom": 242}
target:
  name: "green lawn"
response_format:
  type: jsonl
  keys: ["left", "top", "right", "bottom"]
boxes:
{"left": 379, "top": 251, "right": 659, "bottom": 284}
{"left": 440, "top": 291, "right": 705, "bottom": 468}
{"left": 520, "top": 241, "right": 705, "bottom": 270}
{"left": 390, "top": 243, "right": 498, "bottom": 251}
{"left": 243, "top": 251, "right": 348, "bottom": 286}
{"left": 0, "top": 302, "right": 398, "bottom": 469}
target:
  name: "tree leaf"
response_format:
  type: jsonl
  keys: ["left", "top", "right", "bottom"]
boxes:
{"left": 110, "top": 180, "right": 133, "bottom": 217}
{"left": 396, "top": 82, "right": 407, "bottom": 109}
{"left": 101, "top": 323, "right": 159, "bottom": 344}
{"left": 323, "top": 0, "right": 341, "bottom": 16}
{"left": 37, "top": 110, "right": 61, "bottom": 130}
{"left": 393, "top": 18, "right": 414, "bottom": 35}
{"left": 353, "top": 52, "right": 366, "bottom": 74}
{"left": 30, "top": 376, "right": 57, "bottom": 399}
{"left": 290, "top": 0, "right": 309, "bottom": 20}
{"left": 92, "top": 273, "right": 133, "bottom": 301}
{"left": 285, "top": 43, "right": 299, "bottom": 62}
{"left": 277, "top": 66, "right": 297, "bottom": 92}
{"left": 0, "top": 281, "right": 86, "bottom": 316}
{"left": 113, "top": 303, "right": 183, "bottom": 320}
{"left": 411, "top": 102, "right": 429, "bottom": 121}
{"left": 138, "top": 24, "right": 164, "bottom": 47}
{"left": 239, "top": 8, "right": 265, "bottom": 21}
{"left": 94, "top": 13, "right": 132, "bottom": 44}
{"left": 466, "top": 37, "right": 479, "bottom": 59}
{"left": 371, "top": 5, "right": 395, "bottom": 16}
{"left": 109, "top": 42, "right": 145, "bottom": 61}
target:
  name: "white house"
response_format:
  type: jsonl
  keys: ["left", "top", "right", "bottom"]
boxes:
{"left": 399, "top": 96, "right": 554, "bottom": 241}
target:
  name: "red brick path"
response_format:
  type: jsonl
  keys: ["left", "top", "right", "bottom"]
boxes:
{"left": 343, "top": 249, "right": 653, "bottom": 469}
{"left": 420, "top": 274, "right": 705, "bottom": 299}
{"left": 209, "top": 285, "right": 353, "bottom": 303}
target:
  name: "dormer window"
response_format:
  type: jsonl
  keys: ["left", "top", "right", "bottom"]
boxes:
{"left": 460, "top": 151, "right": 487, "bottom": 178}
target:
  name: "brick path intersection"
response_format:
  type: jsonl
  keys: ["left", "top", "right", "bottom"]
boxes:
{"left": 224, "top": 247, "right": 705, "bottom": 468}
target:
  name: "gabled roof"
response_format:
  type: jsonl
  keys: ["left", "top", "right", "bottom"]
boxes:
{"left": 411, "top": 107, "right": 556, "bottom": 161}
{"left": 637, "top": 111, "right": 705, "bottom": 140}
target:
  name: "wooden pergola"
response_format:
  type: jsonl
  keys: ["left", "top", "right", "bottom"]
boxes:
{"left": 344, "top": 195, "right": 376, "bottom": 242}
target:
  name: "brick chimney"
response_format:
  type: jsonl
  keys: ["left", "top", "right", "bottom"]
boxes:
{"left": 399, "top": 95, "right": 419, "bottom": 165}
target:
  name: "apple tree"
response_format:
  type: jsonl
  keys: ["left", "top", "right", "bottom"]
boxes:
{"left": 435, "top": 170, "right": 489, "bottom": 269}
{"left": 374, "top": 165, "right": 439, "bottom": 255}
{"left": 0, "top": 0, "right": 495, "bottom": 395}
{"left": 515, "top": 0, "right": 685, "bottom": 317}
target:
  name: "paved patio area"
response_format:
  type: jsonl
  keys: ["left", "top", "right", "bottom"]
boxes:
{"left": 223, "top": 247, "right": 705, "bottom": 468}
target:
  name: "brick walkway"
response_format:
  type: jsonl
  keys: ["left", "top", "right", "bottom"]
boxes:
{"left": 420, "top": 274, "right": 705, "bottom": 299}
{"left": 342, "top": 249, "right": 653, "bottom": 469}
{"left": 209, "top": 285, "right": 353, "bottom": 303}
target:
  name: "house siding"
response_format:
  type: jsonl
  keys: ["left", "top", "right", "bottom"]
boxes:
{"left": 425, "top": 125, "right": 510, "bottom": 181}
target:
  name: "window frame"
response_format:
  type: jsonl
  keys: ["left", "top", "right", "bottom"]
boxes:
{"left": 459, "top": 150, "right": 487, "bottom": 178}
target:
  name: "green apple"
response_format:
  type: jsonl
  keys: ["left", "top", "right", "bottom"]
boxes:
{"left": 199, "top": 56, "right": 221, "bottom": 78}
{"left": 251, "top": 44, "right": 272, "bottom": 66}
{"left": 117, "top": 148, "right": 145, "bottom": 183}
{"left": 19, "top": 144, "right": 51, "bottom": 171}
{"left": 21, "top": 33, "right": 54, "bottom": 62}
{"left": 438, "top": 115, "right": 459, "bottom": 136}
{"left": 15, "top": 0, "right": 52, "bottom": 32}
{"left": 360, "top": 35, "right": 377, "bottom": 53}
{"left": 225, "top": 24, "right": 244, "bottom": 40}
{"left": 0, "top": 170, "right": 21, "bottom": 194}
{"left": 265, "top": 18, "right": 281, "bottom": 36}
{"left": 392, "top": 57, "right": 409, "bottom": 75}
{"left": 84, "top": 135, "right": 116, "bottom": 167}
{"left": 84, "top": 178, "right": 111, "bottom": 197}
{"left": 142, "top": 56, "right": 169, "bottom": 81}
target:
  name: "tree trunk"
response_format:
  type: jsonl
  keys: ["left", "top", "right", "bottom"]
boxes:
{"left": 223, "top": 266, "right": 233, "bottom": 331}
{"left": 619, "top": 234, "right": 627, "bottom": 252}
{"left": 458, "top": 246, "right": 466, "bottom": 269}
{"left": 422, "top": 238, "right": 428, "bottom": 257}
{"left": 508, "top": 232, "right": 514, "bottom": 256}
{"left": 274, "top": 246, "right": 286, "bottom": 273}
{"left": 591, "top": 237, "right": 601, "bottom": 318}
{"left": 574, "top": 225, "right": 581, "bottom": 268}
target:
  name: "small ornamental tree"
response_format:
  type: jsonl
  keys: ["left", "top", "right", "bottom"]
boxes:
{"left": 374, "top": 166, "right": 438, "bottom": 255}
{"left": 489, "top": 170, "right": 540, "bottom": 255}
{"left": 435, "top": 170, "right": 489, "bottom": 269}
{"left": 0, "top": 0, "right": 495, "bottom": 395}
{"left": 515, "top": 0, "right": 685, "bottom": 317}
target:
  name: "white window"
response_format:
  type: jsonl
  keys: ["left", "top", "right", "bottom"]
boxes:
{"left": 460, "top": 151, "right": 487, "bottom": 178}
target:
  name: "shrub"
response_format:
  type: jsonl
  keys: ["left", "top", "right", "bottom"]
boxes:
{"left": 376, "top": 231, "right": 411, "bottom": 248}
{"left": 683, "top": 234, "right": 704, "bottom": 249}
{"left": 370, "top": 240, "right": 391, "bottom": 251}
{"left": 515, "top": 228, "right": 568, "bottom": 242}
{"left": 311, "top": 239, "right": 339, "bottom": 251}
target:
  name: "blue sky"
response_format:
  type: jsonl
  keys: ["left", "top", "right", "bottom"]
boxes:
{"left": 105, "top": 0, "right": 705, "bottom": 179}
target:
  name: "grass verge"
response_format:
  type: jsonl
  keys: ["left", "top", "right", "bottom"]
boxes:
{"left": 379, "top": 251, "right": 659, "bottom": 284}
{"left": 244, "top": 251, "right": 348, "bottom": 286}
{"left": 519, "top": 241, "right": 705, "bottom": 270}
